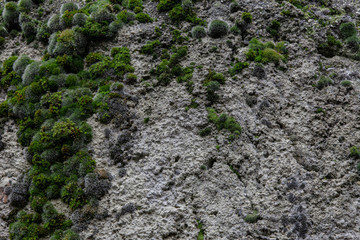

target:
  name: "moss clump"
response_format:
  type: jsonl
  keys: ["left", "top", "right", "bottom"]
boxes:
{"left": 48, "top": 29, "right": 87, "bottom": 57}
{"left": 157, "top": 0, "right": 180, "bottom": 12}
{"left": 2, "top": 2, "right": 20, "bottom": 30}
{"left": 244, "top": 210, "right": 260, "bottom": 223}
{"left": 47, "top": 14, "right": 66, "bottom": 33}
{"left": 208, "top": 20, "right": 228, "bottom": 38}
{"left": 316, "top": 75, "right": 333, "bottom": 89}
{"left": 91, "top": 8, "right": 116, "bottom": 24}
{"left": 266, "top": 20, "right": 280, "bottom": 39}
{"left": 317, "top": 34, "right": 342, "bottom": 58}
{"left": 340, "top": 22, "right": 357, "bottom": 39}
{"left": 191, "top": 26, "right": 206, "bottom": 39}
{"left": 72, "top": 13, "right": 88, "bottom": 27}
{"left": 60, "top": 2, "right": 78, "bottom": 15}
{"left": 13, "top": 55, "right": 32, "bottom": 77}
{"left": 85, "top": 52, "right": 103, "bottom": 65}
{"left": 230, "top": 2, "right": 240, "bottom": 13}
{"left": 242, "top": 12, "right": 253, "bottom": 24}
{"left": 141, "top": 40, "right": 161, "bottom": 55}
{"left": 246, "top": 38, "right": 287, "bottom": 64}
{"left": 18, "top": 0, "right": 34, "bottom": 13}
{"left": 229, "top": 61, "right": 249, "bottom": 76}
{"left": 136, "top": 12, "right": 153, "bottom": 23}
{"left": 207, "top": 108, "right": 241, "bottom": 140}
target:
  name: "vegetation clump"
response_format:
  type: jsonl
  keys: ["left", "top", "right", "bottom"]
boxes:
{"left": 192, "top": 26, "right": 206, "bottom": 39}
{"left": 246, "top": 38, "right": 287, "bottom": 64}
{"left": 208, "top": 20, "right": 228, "bottom": 38}
{"left": 207, "top": 108, "right": 241, "bottom": 141}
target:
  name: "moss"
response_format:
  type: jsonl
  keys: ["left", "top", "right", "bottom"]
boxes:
{"left": 345, "top": 35, "right": 360, "bottom": 51}
{"left": 244, "top": 210, "right": 260, "bottom": 223}
{"left": 47, "top": 14, "right": 65, "bottom": 33}
{"left": 91, "top": 8, "right": 115, "bottom": 24}
{"left": 339, "top": 22, "right": 357, "bottom": 39}
{"left": 207, "top": 108, "right": 241, "bottom": 139}
{"left": 199, "top": 127, "right": 211, "bottom": 137}
{"left": 266, "top": 20, "right": 280, "bottom": 39}
{"left": 141, "top": 40, "right": 161, "bottom": 55}
{"left": 85, "top": 52, "right": 103, "bottom": 65}
{"left": 2, "top": 2, "right": 20, "bottom": 30}
{"left": 60, "top": 3, "right": 78, "bottom": 15}
{"left": 157, "top": 0, "right": 180, "bottom": 12}
{"left": 229, "top": 61, "right": 249, "bottom": 76}
{"left": 259, "top": 48, "right": 283, "bottom": 64}
{"left": 3, "top": 56, "right": 19, "bottom": 75}
{"left": 128, "top": 0, "right": 143, "bottom": 10}
{"left": 36, "top": 23, "right": 50, "bottom": 43}
{"left": 136, "top": 12, "right": 153, "bottom": 23}
{"left": 72, "top": 13, "right": 88, "bottom": 27}
{"left": 350, "top": 146, "right": 360, "bottom": 159}
{"left": 60, "top": 182, "right": 86, "bottom": 210}
{"left": 52, "top": 119, "right": 80, "bottom": 143}
{"left": 340, "top": 80, "right": 351, "bottom": 88}
{"left": 316, "top": 75, "right": 333, "bottom": 89}
{"left": 117, "top": 10, "right": 136, "bottom": 23}
{"left": 208, "top": 20, "right": 228, "bottom": 38}
{"left": 242, "top": 12, "right": 252, "bottom": 24}
{"left": 191, "top": 26, "right": 206, "bottom": 39}
{"left": 13, "top": 55, "right": 32, "bottom": 76}
{"left": 18, "top": 0, "right": 33, "bottom": 13}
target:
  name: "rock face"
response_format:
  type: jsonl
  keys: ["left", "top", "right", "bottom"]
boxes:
{"left": 1, "top": 0, "right": 360, "bottom": 239}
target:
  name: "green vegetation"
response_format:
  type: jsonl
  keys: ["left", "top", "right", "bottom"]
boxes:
{"left": 141, "top": 40, "right": 161, "bottom": 55}
{"left": 266, "top": 20, "right": 280, "bottom": 39}
{"left": 208, "top": 20, "right": 228, "bottom": 38}
{"left": 242, "top": 12, "right": 253, "bottom": 24}
{"left": 207, "top": 108, "right": 241, "bottom": 141}
{"left": 2, "top": 2, "right": 20, "bottom": 30}
{"left": 197, "top": 220, "right": 205, "bottom": 240}
{"left": 246, "top": 38, "right": 287, "bottom": 64}
{"left": 136, "top": 12, "right": 153, "bottom": 23}
{"left": 229, "top": 61, "right": 249, "bottom": 76}
{"left": 316, "top": 75, "right": 333, "bottom": 89}
{"left": 317, "top": 34, "right": 342, "bottom": 58}
{"left": 191, "top": 25, "right": 206, "bottom": 39}
{"left": 244, "top": 210, "right": 260, "bottom": 223}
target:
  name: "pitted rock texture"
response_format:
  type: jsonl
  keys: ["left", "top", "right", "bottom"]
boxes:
{"left": 1, "top": 0, "right": 360, "bottom": 239}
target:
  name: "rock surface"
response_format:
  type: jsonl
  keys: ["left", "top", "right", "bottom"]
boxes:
{"left": 1, "top": 0, "right": 360, "bottom": 239}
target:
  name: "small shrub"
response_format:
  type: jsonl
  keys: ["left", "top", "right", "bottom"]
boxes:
{"left": 350, "top": 146, "right": 360, "bottom": 158}
{"left": 141, "top": 40, "right": 161, "bottom": 55}
{"left": 22, "top": 61, "right": 41, "bottom": 86}
{"left": 85, "top": 52, "right": 103, "bottom": 65}
{"left": 340, "top": 80, "right": 351, "bottom": 87}
{"left": 316, "top": 76, "right": 333, "bottom": 89}
{"left": 2, "top": 2, "right": 20, "bottom": 30}
{"left": 136, "top": 12, "right": 153, "bottom": 23}
{"left": 12, "top": 56, "right": 32, "bottom": 77}
{"left": 36, "top": 23, "right": 50, "bottom": 43}
{"left": 242, "top": 12, "right": 253, "bottom": 24}
{"left": 157, "top": 0, "right": 179, "bottom": 12}
{"left": 244, "top": 210, "right": 260, "bottom": 223}
{"left": 259, "top": 48, "right": 283, "bottom": 64}
{"left": 18, "top": 0, "right": 33, "bottom": 12}
{"left": 169, "top": 6, "right": 186, "bottom": 23}
{"left": 339, "top": 22, "right": 357, "bottom": 39}
{"left": 208, "top": 20, "right": 228, "bottom": 38}
{"left": 191, "top": 26, "right": 206, "bottom": 39}
{"left": 72, "top": 13, "right": 88, "bottom": 27}
{"left": 345, "top": 35, "right": 360, "bottom": 51}
{"left": 60, "top": 2, "right": 78, "bottom": 15}
{"left": 266, "top": 20, "right": 280, "bottom": 39}
{"left": 230, "top": 2, "right": 240, "bottom": 13}
{"left": 91, "top": 8, "right": 115, "bottom": 23}
{"left": 206, "top": 81, "right": 220, "bottom": 103}
{"left": 52, "top": 118, "right": 80, "bottom": 142}
{"left": 229, "top": 61, "right": 249, "bottom": 76}
{"left": 199, "top": 127, "right": 211, "bottom": 137}
{"left": 47, "top": 14, "right": 65, "bottom": 33}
